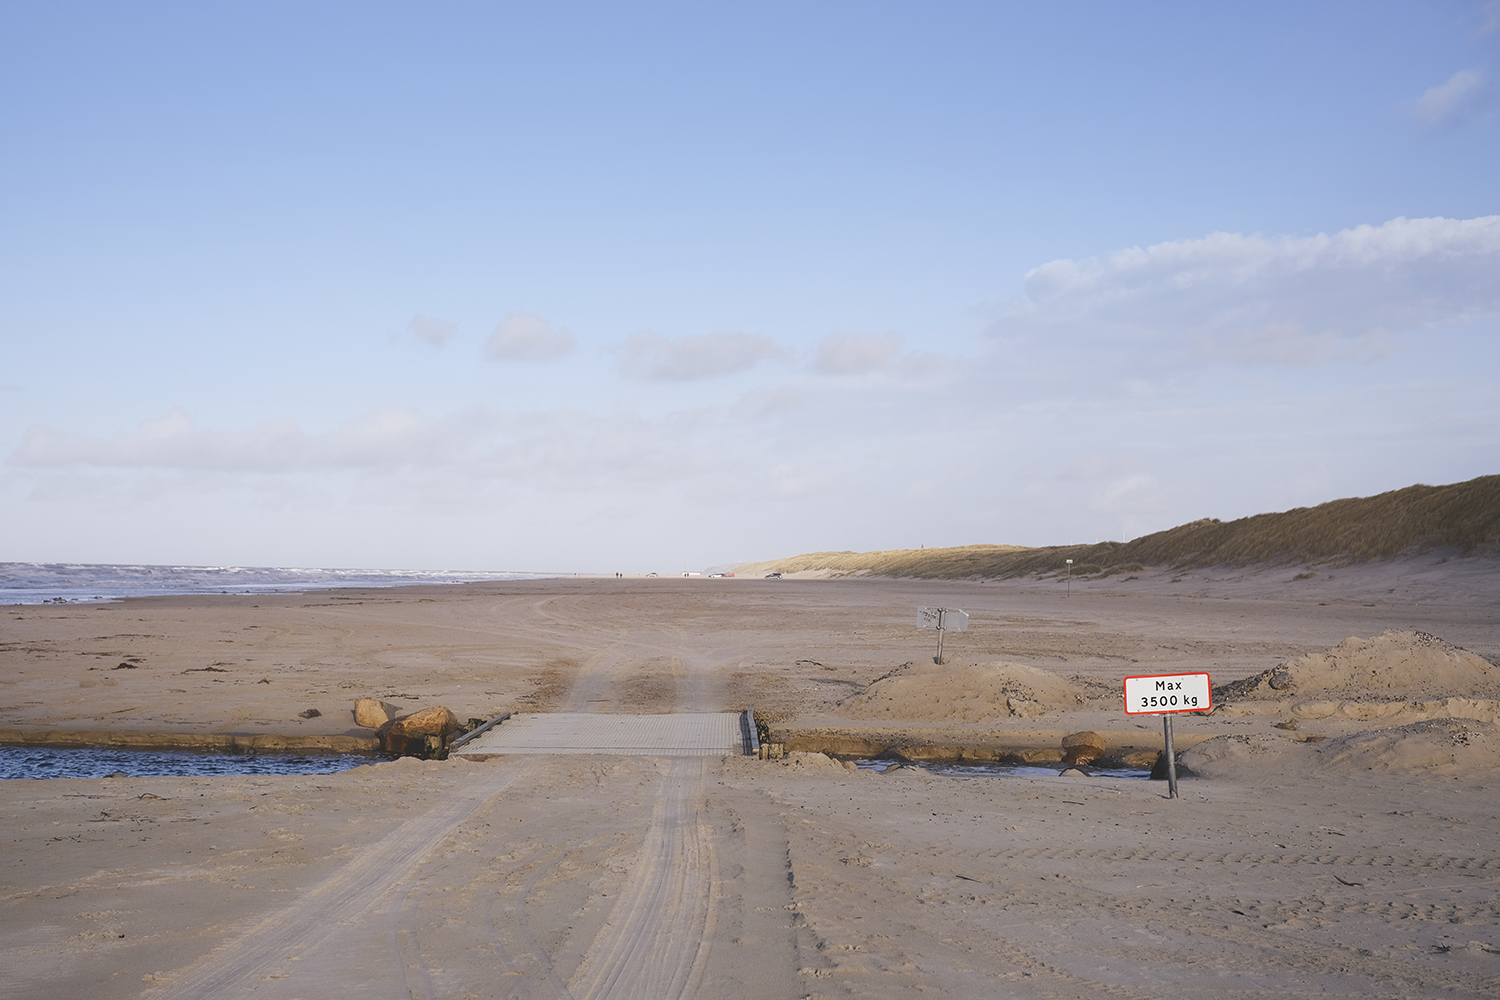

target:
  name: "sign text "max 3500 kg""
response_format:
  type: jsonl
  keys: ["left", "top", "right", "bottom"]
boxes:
{"left": 1122, "top": 672, "right": 1212, "bottom": 715}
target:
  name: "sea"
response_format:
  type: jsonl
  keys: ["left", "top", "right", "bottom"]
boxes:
{"left": 0, "top": 562, "right": 553, "bottom": 605}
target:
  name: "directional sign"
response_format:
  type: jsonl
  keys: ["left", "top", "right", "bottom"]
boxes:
{"left": 1123, "top": 672, "right": 1212, "bottom": 715}
{"left": 918, "top": 607, "right": 968, "bottom": 632}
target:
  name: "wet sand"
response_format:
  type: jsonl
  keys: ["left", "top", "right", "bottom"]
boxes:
{"left": 3, "top": 565, "right": 1499, "bottom": 998}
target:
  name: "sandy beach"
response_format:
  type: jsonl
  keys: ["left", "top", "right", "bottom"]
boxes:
{"left": 4, "top": 563, "right": 1500, "bottom": 998}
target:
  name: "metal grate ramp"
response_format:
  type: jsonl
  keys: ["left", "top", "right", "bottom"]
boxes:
{"left": 451, "top": 712, "right": 745, "bottom": 757}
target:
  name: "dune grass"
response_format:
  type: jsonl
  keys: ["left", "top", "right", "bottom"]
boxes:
{"left": 737, "top": 474, "right": 1500, "bottom": 580}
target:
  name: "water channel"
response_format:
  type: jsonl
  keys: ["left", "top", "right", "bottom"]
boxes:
{"left": 854, "top": 759, "right": 1153, "bottom": 779}
{"left": 0, "top": 745, "right": 378, "bottom": 780}
{"left": 1, "top": 747, "right": 1155, "bottom": 781}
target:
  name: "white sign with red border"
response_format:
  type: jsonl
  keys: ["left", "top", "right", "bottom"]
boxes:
{"left": 1123, "top": 672, "right": 1212, "bottom": 715}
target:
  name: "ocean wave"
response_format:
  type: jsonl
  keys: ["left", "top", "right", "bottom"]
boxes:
{"left": 0, "top": 562, "right": 552, "bottom": 605}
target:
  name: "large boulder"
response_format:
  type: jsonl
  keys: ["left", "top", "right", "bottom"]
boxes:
{"left": 354, "top": 698, "right": 401, "bottom": 729}
{"left": 377, "top": 706, "right": 461, "bottom": 757}
{"left": 1061, "top": 730, "right": 1107, "bottom": 765}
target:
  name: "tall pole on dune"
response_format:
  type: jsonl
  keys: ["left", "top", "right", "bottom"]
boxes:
{"left": 1066, "top": 559, "right": 1073, "bottom": 598}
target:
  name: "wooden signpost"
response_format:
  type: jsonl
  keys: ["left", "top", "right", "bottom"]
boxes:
{"left": 1123, "top": 672, "right": 1212, "bottom": 799}
{"left": 917, "top": 606, "right": 968, "bottom": 664}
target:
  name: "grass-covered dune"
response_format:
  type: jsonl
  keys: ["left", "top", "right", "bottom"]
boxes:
{"left": 737, "top": 474, "right": 1500, "bottom": 580}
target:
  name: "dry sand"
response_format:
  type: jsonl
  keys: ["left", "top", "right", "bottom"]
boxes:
{"left": 3, "top": 560, "right": 1500, "bottom": 998}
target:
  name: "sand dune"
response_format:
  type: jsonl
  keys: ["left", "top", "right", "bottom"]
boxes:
{"left": 739, "top": 473, "right": 1500, "bottom": 579}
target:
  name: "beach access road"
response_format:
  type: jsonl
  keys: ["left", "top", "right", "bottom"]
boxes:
{"left": 1, "top": 754, "right": 811, "bottom": 1000}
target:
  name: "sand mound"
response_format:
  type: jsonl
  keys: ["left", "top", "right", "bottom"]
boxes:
{"left": 1181, "top": 719, "right": 1500, "bottom": 779}
{"left": 1216, "top": 630, "right": 1500, "bottom": 704}
{"left": 1281, "top": 696, "right": 1500, "bottom": 725}
{"left": 840, "top": 659, "right": 1084, "bottom": 721}
{"left": 1308, "top": 719, "right": 1500, "bottom": 774}
{"left": 1177, "top": 733, "right": 1299, "bottom": 778}
{"left": 772, "top": 751, "right": 858, "bottom": 774}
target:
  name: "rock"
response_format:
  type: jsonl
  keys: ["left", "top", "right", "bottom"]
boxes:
{"left": 1059, "top": 767, "right": 1088, "bottom": 777}
{"left": 1061, "top": 731, "right": 1107, "bottom": 765}
{"left": 354, "top": 698, "right": 401, "bottom": 729}
{"left": 298, "top": 708, "right": 321, "bottom": 719}
{"left": 377, "top": 706, "right": 461, "bottom": 757}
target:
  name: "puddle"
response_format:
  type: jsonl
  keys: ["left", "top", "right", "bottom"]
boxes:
{"left": 0, "top": 745, "right": 377, "bottom": 780}
{"left": 852, "top": 759, "right": 1152, "bottom": 779}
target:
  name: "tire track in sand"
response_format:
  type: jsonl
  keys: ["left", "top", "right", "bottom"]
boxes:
{"left": 146, "top": 762, "right": 533, "bottom": 1000}
{"left": 568, "top": 757, "right": 719, "bottom": 1000}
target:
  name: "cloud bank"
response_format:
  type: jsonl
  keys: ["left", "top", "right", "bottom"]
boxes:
{"left": 9, "top": 406, "right": 725, "bottom": 493}
{"left": 12, "top": 408, "right": 464, "bottom": 473}
{"left": 992, "top": 215, "right": 1500, "bottom": 366}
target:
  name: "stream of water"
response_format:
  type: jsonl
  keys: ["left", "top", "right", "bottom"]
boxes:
{"left": 854, "top": 759, "right": 1152, "bottom": 779}
{"left": 0, "top": 745, "right": 378, "bottom": 780}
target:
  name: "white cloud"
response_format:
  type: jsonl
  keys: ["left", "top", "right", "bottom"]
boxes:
{"left": 485, "top": 312, "right": 576, "bottom": 361}
{"left": 1480, "top": 0, "right": 1500, "bottom": 35}
{"left": 8, "top": 405, "right": 727, "bottom": 493}
{"left": 1403, "top": 69, "right": 1488, "bottom": 129}
{"left": 992, "top": 215, "right": 1500, "bottom": 366}
{"left": 732, "top": 385, "right": 807, "bottom": 418}
{"left": 11, "top": 407, "right": 466, "bottom": 472}
{"left": 1196, "top": 322, "right": 1394, "bottom": 366}
{"left": 408, "top": 314, "right": 457, "bottom": 347}
{"left": 618, "top": 330, "right": 788, "bottom": 380}
{"left": 810, "top": 332, "right": 900, "bottom": 375}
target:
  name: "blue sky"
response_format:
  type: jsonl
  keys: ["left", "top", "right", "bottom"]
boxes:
{"left": 3, "top": 1, "right": 1498, "bottom": 572}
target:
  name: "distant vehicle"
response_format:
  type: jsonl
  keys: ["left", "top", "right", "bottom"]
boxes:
{"left": 646, "top": 572, "right": 658, "bottom": 577}
{"left": 709, "top": 573, "right": 726, "bottom": 578}
{"left": 765, "top": 572, "right": 782, "bottom": 579}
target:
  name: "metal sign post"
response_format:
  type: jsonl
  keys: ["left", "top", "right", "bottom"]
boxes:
{"left": 917, "top": 607, "right": 968, "bottom": 664}
{"left": 1123, "top": 672, "right": 1212, "bottom": 799}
